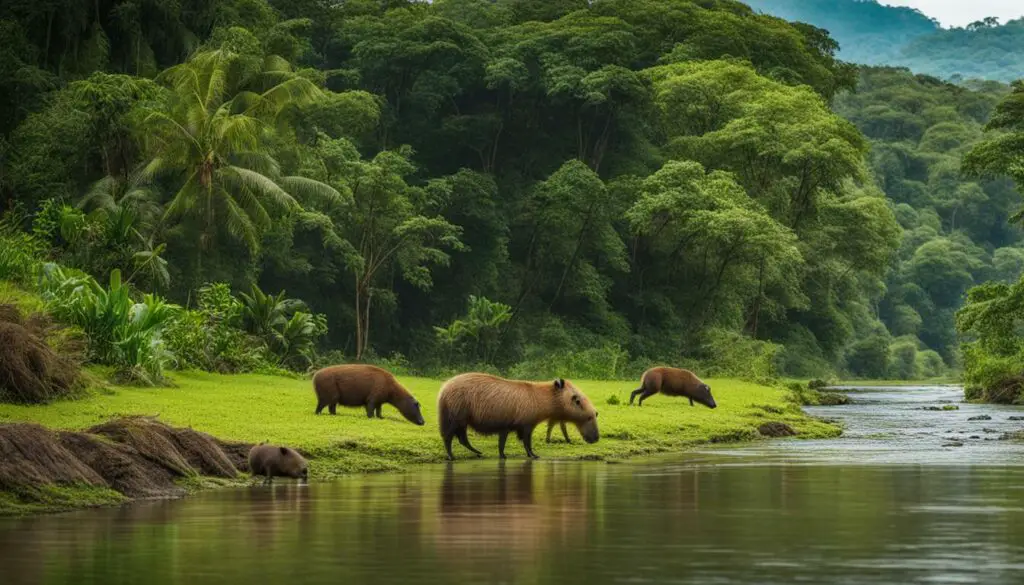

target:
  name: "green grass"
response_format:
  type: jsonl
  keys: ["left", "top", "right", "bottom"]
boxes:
{"left": 0, "top": 484, "right": 126, "bottom": 516}
{"left": 0, "top": 371, "right": 839, "bottom": 478}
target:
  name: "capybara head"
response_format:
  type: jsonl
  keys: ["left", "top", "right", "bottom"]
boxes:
{"left": 397, "top": 395, "right": 426, "bottom": 426}
{"left": 277, "top": 446, "right": 310, "bottom": 480}
{"left": 554, "top": 378, "right": 599, "bottom": 444}
{"left": 691, "top": 383, "right": 717, "bottom": 409}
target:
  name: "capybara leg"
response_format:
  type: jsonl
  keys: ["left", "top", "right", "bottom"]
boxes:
{"left": 545, "top": 421, "right": 554, "bottom": 443}
{"left": 629, "top": 387, "right": 644, "bottom": 405}
{"left": 521, "top": 426, "right": 539, "bottom": 459}
{"left": 365, "top": 403, "right": 375, "bottom": 419}
{"left": 498, "top": 431, "right": 509, "bottom": 459}
{"left": 456, "top": 428, "right": 483, "bottom": 456}
{"left": 689, "top": 398, "right": 694, "bottom": 407}
{"left": 315, "top": 401, "right": 325, "bottom": 415}
{"left": 374, "top": 404, "right": 383, "bottom": 419}
{"left": 443, "top": 433, "right": 456, "bottom": 460}
{"left": 560, "top": 422, "right": 572, "bottom": 444}
{"left": 328, "top": 403, "right": 337, "bottom": 415}
{"left": 637, "top": 390, "right": 657, "bottom": 406}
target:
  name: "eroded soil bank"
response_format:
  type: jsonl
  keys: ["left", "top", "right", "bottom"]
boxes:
{"left": 0, "top": 416, "right": 253, "bottom": 515}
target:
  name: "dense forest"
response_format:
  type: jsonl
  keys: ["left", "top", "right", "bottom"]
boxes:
{"left": 746, "top": 0, "right": 1024, "bottom": 83}
{"left": 834, "top": 68, "right": 1019, "bottom": 378}
{"left": 0, "top": 0, "right": 1021, "bottom": 394}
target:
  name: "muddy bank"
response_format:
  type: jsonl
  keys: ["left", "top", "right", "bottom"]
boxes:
{"left": 0, "top": 416, "right": 254, "bottom": 515}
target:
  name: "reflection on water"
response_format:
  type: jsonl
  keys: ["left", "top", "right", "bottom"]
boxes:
{"left": 4, "top": 386, "right": 1024, "bottom": 584}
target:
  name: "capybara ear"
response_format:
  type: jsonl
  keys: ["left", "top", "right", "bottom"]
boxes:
{"left": 554, "top": 378, "right": 565, "bottom": 390}
{"left": 279, "top": 446, "right": 288, "bottom": 456}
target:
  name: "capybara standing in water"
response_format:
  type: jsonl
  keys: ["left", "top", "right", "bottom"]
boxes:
{"left": 313, "top": 365, "right": 425, "bottom": 425}
{"left": 629, "top": 367, "right": 717, "bottom": 408}
{"left": 248, "top": 444, "right": 309, "bottom": 484}
{"left": 437, "top": 374, "right": 599, "bottom": 460}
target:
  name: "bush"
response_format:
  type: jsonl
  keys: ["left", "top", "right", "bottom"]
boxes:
{"left": 698, "top": 329, "right": 780, "bottom": 384}
{"left": 0, "top": 224, "right": 45, "bottom": 285}
{"left": 39, "top": 265, "right": 177, "bottom": 385}
{"left": 888, "top": 337, "right": 920, "bottom": 380}
{"left": 606, "top": 394, "right": 622, "bottom": 405}
{"left": 916, "top": 350, "right": 946, "bottom": 379}
{"left": 163, "top": 284, "right": 272, "bottom": 374}
{"left": 509, "top": 344, "right": 631, "bottom": 380}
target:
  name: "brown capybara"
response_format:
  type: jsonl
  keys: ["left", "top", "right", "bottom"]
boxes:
{"left": 313, "top": 364, "right": 425, "bottom": 425}
{"left": 437, "top": 373, "right": 599, "bottom": 460}
{"left": 629, "top": 367, "right": 717, "bottom": 408}
{"left": 248, "top": 443, "right": 309, "bottom": 484}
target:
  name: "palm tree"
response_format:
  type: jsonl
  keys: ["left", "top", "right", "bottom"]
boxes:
{"left": 139, "top": 49, "right": 340, "bottom": 261}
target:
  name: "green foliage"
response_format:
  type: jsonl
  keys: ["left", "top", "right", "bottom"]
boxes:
{"left": 1, "top": 0, "right": 986, "bottom": 383}
{"left": 510, "top": 344, "right": 632, "bottom": 381}
{"left": 434, "top": 295, "right": 512, "bottom": 366}
{"left": 698, "top": 329, "right": 781, "bottom": 385}
{"left": 39, "top": 265, "right": 178, "bottom": 385}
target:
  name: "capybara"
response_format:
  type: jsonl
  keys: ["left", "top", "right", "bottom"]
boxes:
{"left": 313, "top": 364, "right": 425, "bottom": 425}
{"left": 248, "top": 443, "right": 309, "bottom": 484}
{"left": 437, "top": 374, "right": 599, "bottom": 460}
{"left": 629, "top": 367, "right": 717, "bottom": 408}
{"left": 546, "top": 420, "right": 571, "bottom": 443}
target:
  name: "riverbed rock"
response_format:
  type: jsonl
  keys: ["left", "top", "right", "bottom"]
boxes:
{"left": 943, "top": 441, "right": 964, "bottom": 447}
{"left": 817, "top": 392, "right": 850, "bottom": 406}
{"left": 968, "top": 415, "right": 992, "bottom": 421}
{"left": 758, "top": 422, "right": 797, "bottom": 437}
{"left": 1008, "top": 416, "right": 1024, "bottom": 421}
{"left": 922, "top": 405, "right": 960, "bottom": 411}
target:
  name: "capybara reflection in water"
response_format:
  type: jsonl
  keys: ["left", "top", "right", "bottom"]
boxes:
{"left": 629, "top": 367, "right": 717, "bottom": 408}
{"left": 248, "top": 444, "right": 309, "bottom": 484}
{"left": 437, "top": 373, "right": 599, "bottom": 460}
{"left": 313, "top": 364, "right": 425, "bottom": 425}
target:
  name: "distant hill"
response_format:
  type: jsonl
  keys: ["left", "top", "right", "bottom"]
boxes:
{"left": 745, "top": 0, "right": 1024, "bottom": 82}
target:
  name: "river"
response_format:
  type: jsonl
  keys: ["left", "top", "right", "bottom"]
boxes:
{"left": 4, "top": 385, "right": 1024, "bottom": 584}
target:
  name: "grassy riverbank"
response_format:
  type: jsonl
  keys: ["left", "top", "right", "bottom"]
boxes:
{"left": 0, "top": 372, "right": 838, "bottom": 482}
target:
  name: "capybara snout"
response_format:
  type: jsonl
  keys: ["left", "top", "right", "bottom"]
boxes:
{"left": 577, "top": 417, "right": 599, "bottom": 443}
{"left": 697, "top": 384, "right": 717, "bottom": 409}
{"left": 400, "top": 396, "right": 426, "bottom": 425}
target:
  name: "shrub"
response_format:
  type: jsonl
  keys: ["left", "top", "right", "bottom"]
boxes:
{"left": 39, "top": 265, "right": 177, "bottom": 385}
{"left": 509, "top": 344, "right": 630, "bottom": 380}
{"left": 163, "top": 284, "right": 271, "bottom": 373}
{"left": 698, "top": 329, "right": 780, "bottom": 384}
{"left": 0, "top": 224, "right": 45, "bottom": 285}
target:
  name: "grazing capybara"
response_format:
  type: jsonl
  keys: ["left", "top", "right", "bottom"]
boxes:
{"left": 312, "top": 364, "right": 425, "bottom": 425}
{"left": 629, "top": 367, "right": 717, "bottom": 408}
{"left": 248, "top": 443, "right": 309, "bottom": 484}
{"left": 437, "top": 374, "right": 599, "bottom": 460}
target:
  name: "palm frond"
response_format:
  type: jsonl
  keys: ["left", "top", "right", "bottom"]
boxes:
{"left": 280, "top": 176, "right": 345, "bottom": 207}
{"left": 225, "top": 166, "right": 298, "bottom": 212}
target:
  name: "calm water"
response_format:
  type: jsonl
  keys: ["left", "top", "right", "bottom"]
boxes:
{"left": 4, "top": 386, "right": 1024, "bottom": 584}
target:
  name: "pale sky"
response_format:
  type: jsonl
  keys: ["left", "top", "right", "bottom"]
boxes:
{"left": 881, "top": 1, "right": 1024, "bottom": 28}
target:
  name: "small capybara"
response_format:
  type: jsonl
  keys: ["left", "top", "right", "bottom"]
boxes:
{"left": 629, "top": 367, "right": 717, "bottom": 408}
{"left": 313, "top": 364, "right": 425, "bottom": 425}
{"left": 437, "top": 373, "right": 599, "bottom": 460}
{"left": 248, "top": 443, "right": 309, "bottom": 484}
